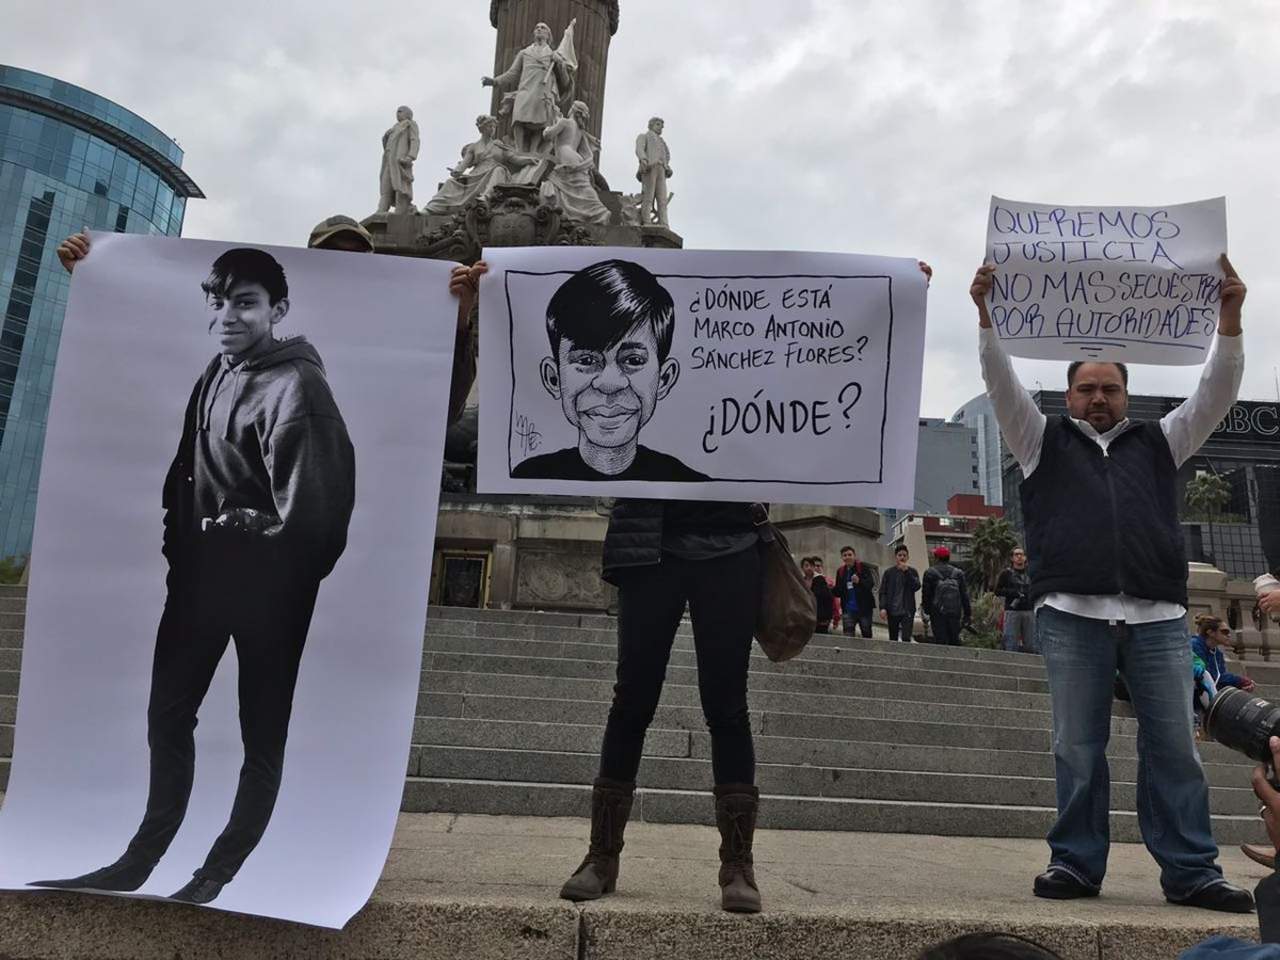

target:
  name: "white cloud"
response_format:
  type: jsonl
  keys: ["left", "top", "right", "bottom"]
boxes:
{"left": 5, "top": 0, "right": 1279, "bottom": 415}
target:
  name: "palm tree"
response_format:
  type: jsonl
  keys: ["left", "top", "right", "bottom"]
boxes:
{"left": 970, "top": 517, "right": 1020, "bottom": 593}
{"left": 1185, "top": 472, "right": 1231, "bottom": 565}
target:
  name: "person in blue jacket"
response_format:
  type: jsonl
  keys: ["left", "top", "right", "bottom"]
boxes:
{"left": 1192, "top": 614, "right": 1256, "bottom": 709}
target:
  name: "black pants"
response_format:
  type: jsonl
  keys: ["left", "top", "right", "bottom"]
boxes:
{"left": 842, "top": 613, "right": 873, "bottom": 638}
{"left": 887, "top": 613, "right": 912, "bottom": 643}
{"left": 599, "top": 547, "right": 760, "bottom": 786}
{"left": 931, "top": 614, "right": 963, "bottom": 647}
{"left": 124, "top": 536, "right": 320, "bottom": 882}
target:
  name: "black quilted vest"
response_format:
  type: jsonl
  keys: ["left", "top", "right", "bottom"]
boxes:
{"left": 1021, "top": 416, "right": 1187, "bottom": 607}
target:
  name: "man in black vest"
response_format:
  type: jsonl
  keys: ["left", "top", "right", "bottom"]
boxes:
{"left": 971, "top": 256, "right": 1251, "bottom": 913}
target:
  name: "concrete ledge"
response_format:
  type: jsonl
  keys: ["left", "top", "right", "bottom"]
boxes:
{"left": 0, "top": 810, "right": 1265, "bottom": 960}
{"left": 0, "top": 892, "right": 579, "bottom": 960}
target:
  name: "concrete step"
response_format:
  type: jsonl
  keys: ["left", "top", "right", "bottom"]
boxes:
{"left": 412, "top": 690, "right": 1246, "bottom": 766}
{"left": 0, "top": 695, "right": 12, "bottom": 724}
{"left": 403, "top": 714, "right": 1256, "bottom": 791}
{"left": 426, "top": 616, "right": 1050, "bottom": 677}
{"left": 0, "top": 628, "right": 20, "bottom": 649}
{"left": 424, "top": 623, "right": 1052, "bottom": 685}
{"left": 419, "top": 666, "right": 1086, "bottom": 736}
{"left": 0, "top": 671, "right": 15, "bottom": 696}
{"left": 416, "top": 744, "right": 1262, "bottom": 817}
{"left": 424, "top": 634, "right": 1067, "bottom": 710}
{"left": 423, "top": 646, "right": 1048, "bottom": 698}
{"left": 0, "top": 648, "right": 19, "bottom": 671}
{"left": 0, "top": 807, "right": 1262, "bottom": 960}
{"left": 0, "top": 757, "right": 6, "bottom": 790}
{"left": 401, "top": 777, "right": 1265, "bottom": 845}
{"left": 0, "top": 597, "right": 25, "bottom": 613}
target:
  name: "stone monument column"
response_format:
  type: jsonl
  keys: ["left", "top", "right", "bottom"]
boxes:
{"left": 489, "top": 0, "right": 618, "bottom": 144}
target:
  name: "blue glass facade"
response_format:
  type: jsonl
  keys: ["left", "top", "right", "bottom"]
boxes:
{"left": 0, "top": 66, "right": 202, "bottom": 557}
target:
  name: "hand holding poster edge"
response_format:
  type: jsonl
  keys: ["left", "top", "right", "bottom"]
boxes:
{"left": 982, "top": 195, "right": 1229, "bottom": 366}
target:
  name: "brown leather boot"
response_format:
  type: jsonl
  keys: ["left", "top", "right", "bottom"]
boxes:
{"left": 559, "top": 777, "right": 635, "bottom": 901}
{"left": 1242, "top": 843, "right": 1277, "bottom": 870}
{"left": 714, "top": 783, "right": 762, "bottom": 913}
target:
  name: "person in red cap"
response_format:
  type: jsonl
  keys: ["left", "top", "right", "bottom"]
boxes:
{"left": 921, "top": 546, "right": 970, "bottom": 646}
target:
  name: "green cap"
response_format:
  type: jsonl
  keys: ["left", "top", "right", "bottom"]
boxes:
{"left": 307, "top": 215, "right": 374, "bottom": 252}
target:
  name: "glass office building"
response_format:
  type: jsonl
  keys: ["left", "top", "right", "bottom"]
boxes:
{"left": 0, "top": 66, "right": 202, "bottom": 557}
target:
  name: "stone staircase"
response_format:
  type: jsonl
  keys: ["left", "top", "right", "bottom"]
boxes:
{"left": 2, "top": 586, "right": 1278, "bottom": 845}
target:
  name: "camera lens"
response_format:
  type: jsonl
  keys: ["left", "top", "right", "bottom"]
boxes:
{"left": 1205, "top": 687, "right": 1280, "bottom": 764}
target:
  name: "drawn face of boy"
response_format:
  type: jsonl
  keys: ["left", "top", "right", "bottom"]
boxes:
{"left": 540, "top": 322, "right": 680, "bottom": 451}
{"left": 207, "top": 280, "right": 288, "bottom": 362}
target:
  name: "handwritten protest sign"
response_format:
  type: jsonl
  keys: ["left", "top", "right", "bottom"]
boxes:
{"left": 477, "top": 246, "right": 928, "bottom": 507}
{"left": 984, "top": 196, "right": 1227, "bottom": 365}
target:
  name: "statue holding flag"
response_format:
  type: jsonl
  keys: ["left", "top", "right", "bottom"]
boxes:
{"left": 483, "top": 19, "right": 577, "bottom": 155}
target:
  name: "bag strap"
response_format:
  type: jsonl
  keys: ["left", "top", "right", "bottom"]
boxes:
{"left": 749, "top": 502, "right": 776, "bottom": 544}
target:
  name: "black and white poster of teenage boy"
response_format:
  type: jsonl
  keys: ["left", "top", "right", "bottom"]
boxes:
{"left": 477, "top": 246, "right": 929, "bottom": 506}
{"left": 0, "top": 233, "right": 458, "bottom": 928}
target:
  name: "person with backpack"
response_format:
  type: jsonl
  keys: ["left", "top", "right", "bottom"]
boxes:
{"left": 834, "top": 546, "right": 877, "bottom": 638}
{"left": 922, "top": 546, "right": 970, "bottom": 646}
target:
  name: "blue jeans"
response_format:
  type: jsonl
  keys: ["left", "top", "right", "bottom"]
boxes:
{"left": 1002, "top": 610, "right": 1037, "bottom": 653}
{"left": 1037, "top": 606, "right": 1222, "bottom": 898}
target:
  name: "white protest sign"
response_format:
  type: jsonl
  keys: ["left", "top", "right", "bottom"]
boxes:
{"left": 478, "top": 246, "right": 928, "bottom": 507}
{"left": 0, "top": 234, "right": 456, "bottom": 928}
{"left": 984, "top": 196, "right": 1227, "bottom": 364}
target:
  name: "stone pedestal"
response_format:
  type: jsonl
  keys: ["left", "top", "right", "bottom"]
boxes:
{"left": 359, "top": 184, "right": 682, "bottom": 264}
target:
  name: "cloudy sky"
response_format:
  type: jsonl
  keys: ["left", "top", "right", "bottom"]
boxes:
{"left": 6, "top": 0, "right": 1279, "bottom": 416}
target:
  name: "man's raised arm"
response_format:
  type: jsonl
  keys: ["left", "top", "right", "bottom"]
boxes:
{"left": 1161, "top": 254, "right": 1246, "bottom": 468}
{"left": 972, "top": 264, "right": 1047, "bottom": 475}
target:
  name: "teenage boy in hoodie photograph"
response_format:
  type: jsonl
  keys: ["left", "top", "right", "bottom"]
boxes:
{"left": 34, "top": 245, "right": 357, "bottom": 905}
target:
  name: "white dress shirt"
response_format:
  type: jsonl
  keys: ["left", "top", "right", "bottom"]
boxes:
{"left": 979, "top": 327, "right": 1244, "bottom": 624}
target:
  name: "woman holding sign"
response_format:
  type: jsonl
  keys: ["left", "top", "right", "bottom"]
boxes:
{"left": 555, "top": 261, "right": 932, "bottom": 914}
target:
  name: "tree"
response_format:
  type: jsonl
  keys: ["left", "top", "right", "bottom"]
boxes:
{"left": 970, "top": 517, "right": 1020, "bottom": 593}
{"left": 1185, "top": 472, "right": 1231, "bottom": 566}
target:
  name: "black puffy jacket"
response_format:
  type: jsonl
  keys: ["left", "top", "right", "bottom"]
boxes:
{"left": 601, "top": 499, "right": 757, "bottom": 585}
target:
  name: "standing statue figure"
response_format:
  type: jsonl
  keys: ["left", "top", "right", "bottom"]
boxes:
{"left": 482, "top": 20, "right": 577, "bottom": 155}
{"left": 378, "top": 105, "right": 420, "bottom": 214}
{"left": 425, "top": 115, "right": 538, "bottom": 216}
{"left": 539, "top": 100, "right": 610, "bottom": 225}
{"left": 635, "top": 117, "right": 672, "bottom": 228}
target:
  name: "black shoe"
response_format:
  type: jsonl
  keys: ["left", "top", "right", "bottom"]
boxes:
{"left": 1167, "top": 881, "right": 1255, "bottom": 914}
{"left": 1033, "top": 868, "right": 1099, "bottom": 900}
{"left": 170, "top": 876, "right": 225, "bottom": 905}
{"left": 29, "top": 856, "right": 154, "bottom": 892}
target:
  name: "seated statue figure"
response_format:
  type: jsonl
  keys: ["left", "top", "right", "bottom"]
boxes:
{"left": 539, "top": 100, "right": 611, "bottom": 226}
{"left": 426, "top": 115, "right": 537, "bottom": 216}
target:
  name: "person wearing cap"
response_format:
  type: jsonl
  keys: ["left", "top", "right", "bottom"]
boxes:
{"left": 970, "top": 256, "right": 1252, "bottom": 913}
{"left": 58, "top": 222, "right": 487, "bottom": 428}
{"left": 307, "top": 216, "right": 483, "bottom": 426}
{"left": 921, "top": 546, "right": 969, "bottom": 646}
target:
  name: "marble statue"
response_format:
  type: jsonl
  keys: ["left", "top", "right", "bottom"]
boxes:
{"left": 482, "top": 20, "right": 577, "bottom": 155}
{"left": 539, "top": 100, "right": 610, "bottom": 225}
{"left": 425, "top": 115, "right": 538, "bottom": 216}
{"left": 378, "top": 105, "right": 420, "bottom": 214}
{"left": 635, "top": 116, "right": 672, "bottom": 227}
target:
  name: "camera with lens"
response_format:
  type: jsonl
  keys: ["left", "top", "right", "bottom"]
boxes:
{"left": 1205, "top": 687, "right": 1280, "bottom": 789}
